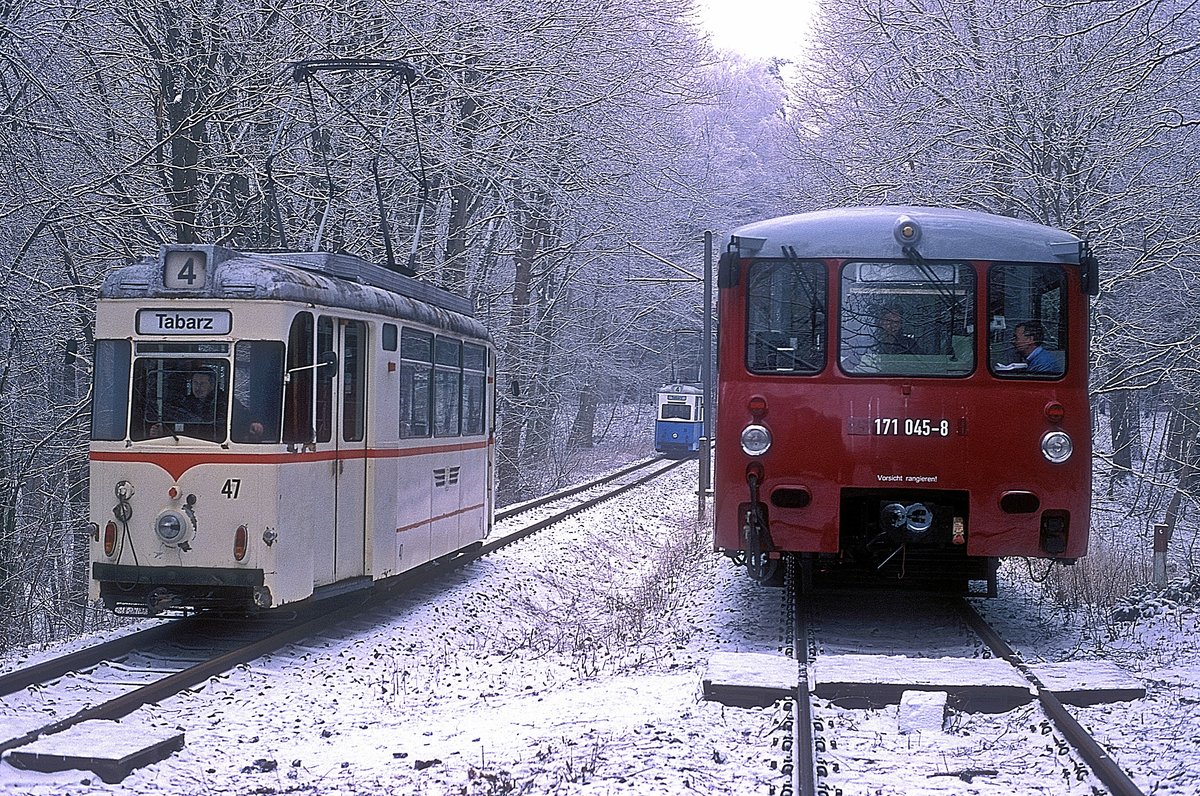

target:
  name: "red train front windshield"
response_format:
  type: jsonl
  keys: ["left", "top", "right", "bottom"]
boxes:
{"left": 747, "top": 259, "right": 1070, "bottom": 380}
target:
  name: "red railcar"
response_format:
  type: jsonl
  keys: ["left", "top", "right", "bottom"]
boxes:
{"left": 713, "top": 207, "right": 1097, "bottom": 593}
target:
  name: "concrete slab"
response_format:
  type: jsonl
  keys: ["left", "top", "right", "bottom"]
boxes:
{"left": 812, "top": 654, "right": 1034, "bottom": 712}
{"left": 4, "top": 719, "right": 184, "bottom": 784}
{"left": 702, "top": 651, "right": 799, "bottom": 707}
{"left": 1029, "top": 660, "right": 1146, "bottom": 706}
{"left": 898, "top": 689, "right": 947, "bottom": 734}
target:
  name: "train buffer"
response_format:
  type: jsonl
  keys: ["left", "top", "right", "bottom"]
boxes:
{"left": 5, "top": 718, "right": 184, "bottom": 784}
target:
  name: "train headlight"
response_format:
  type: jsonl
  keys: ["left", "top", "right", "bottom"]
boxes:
{"left": 1041, "top": 430, "right": 1073, "bottom": 463}
{"left": 740, "top": 424, "right": 772, "bottom": 456}
{"left": 155, "top": 509, "right": 192, "bottom": 546}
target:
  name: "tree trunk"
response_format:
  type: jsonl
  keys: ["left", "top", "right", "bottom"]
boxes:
{"left": 1109, "top": 390, "right": 1138, "bottom": 491}
{"left": 567, "top": 385, "right": 597, "bottom": 449}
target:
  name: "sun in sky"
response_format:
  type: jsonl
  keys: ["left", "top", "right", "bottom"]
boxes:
{"left": 697, "top": 0, "right": 819, "bottom": 59}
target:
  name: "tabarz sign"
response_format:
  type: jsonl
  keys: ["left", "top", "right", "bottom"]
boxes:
{"left": 136, "top": 309, "right": 232, "bottom": 335}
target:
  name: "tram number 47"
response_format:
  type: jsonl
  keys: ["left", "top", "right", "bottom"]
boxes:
{"left": 221, "top": 478, "right": 242, "bottom": 499}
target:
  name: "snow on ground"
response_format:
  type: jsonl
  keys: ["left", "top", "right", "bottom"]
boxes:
{"left": 1, "top": 459, "right": 1198, "bottom": 795}
{"left": 1, "top": 464, "right": 789, "bottom": 795}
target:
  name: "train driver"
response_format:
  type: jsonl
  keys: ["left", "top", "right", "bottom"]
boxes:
{"left": 876, "top": 308, "right": 918, "bottom": 355}
{"left": 1011, "top": 320, "right": 1061, "bottom": 374}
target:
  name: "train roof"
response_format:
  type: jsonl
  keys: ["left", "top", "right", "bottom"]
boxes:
{"left": 101, "top": 246, "right": 490, "bottom": 341}
{"left": 730, "top": 206, "right": 1083, "bottom": 264}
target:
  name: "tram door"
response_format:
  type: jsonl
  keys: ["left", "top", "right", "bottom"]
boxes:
{"left": 327, "top": 317, "right": 368, "bottom": 582}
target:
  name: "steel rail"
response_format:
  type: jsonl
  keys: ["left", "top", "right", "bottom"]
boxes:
{"left": 959, "top": 600, "right": 1145, "bottom": 796}
{"left": 788, "top": 557, "right": 818, "bottom": 796}
{"left": 495, "top": 455, "right": 670, "bottom": 522}
{"left": 486, "top": 458, "right": 686, "bottom": 551}
{"left": 0, "top": 591, "right": 370, "bottom": 756}
{"left": 0, "top": 617, "right": 200, "bottom": 698}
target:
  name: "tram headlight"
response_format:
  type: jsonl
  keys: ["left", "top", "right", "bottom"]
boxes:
{"left": 155, "top": 509, "right": 192, "bottom": 546}
{"left": 740, "top": 424, "right": 772, "bottom": 456}
{"left": 1041, "top": 430, "right": 1073, "bottom": 463}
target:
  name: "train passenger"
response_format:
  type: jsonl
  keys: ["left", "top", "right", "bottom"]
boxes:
{"left": 1012, "top": 320, "right": 1060, "bottom": 373}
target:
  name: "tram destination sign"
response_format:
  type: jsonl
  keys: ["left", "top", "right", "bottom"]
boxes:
{"left": 136, "top": 309, "right": 232, "bottom": 335}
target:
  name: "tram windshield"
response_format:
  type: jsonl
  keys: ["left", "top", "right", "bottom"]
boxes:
{"left": 131, "top": 358, "right": 232, "bottom": 441}
{"left": 660, "top": 402, "right": 693, "bottom": 421}
{"left": 839, "top": 261, "right": 976, "bottom": 377}
{"left": 91, "top": 342, "right": 285, "bottom": 443}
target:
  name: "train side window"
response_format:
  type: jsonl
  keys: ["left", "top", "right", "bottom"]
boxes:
{"left": 91, "top": 339, "right": 132, "bottom": 440}
{"left": 316, "top": 316, "right": 335, "bottom": 442}
{"left": 434, "top": 337, "right": 462, "bottom": 437}
{"left": 463, "top": 342, "right": 487, "bottom": 436}
{"left": 987, "top": 264, "right": 1067, "bottom": 378}
{"left": 400, "top": 328, "right": 432, "bottom": 438}
{"left": 382, "top": 323, "right": 397, "bottom": 352}
{"left": 283, "top": 312, "right": 314, "bottom": 443}
{"left": 746, "top": 260, "right": 827, "bottom": 375}
{"left": 232, "top": 341, "right": 284, "bottom": 443}
{"left": 342, "top": 321, "right": 367, "bottom": 443}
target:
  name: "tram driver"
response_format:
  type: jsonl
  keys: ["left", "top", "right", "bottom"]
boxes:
{"left": 147, "top": 368, "right": 266, "bottom": 442}
{"left": 146, "top": 369, "right": 226, "bottom": 441}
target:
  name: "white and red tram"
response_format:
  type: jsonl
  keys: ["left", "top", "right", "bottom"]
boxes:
{"left": 89, "top": 244, "right": 494, "bottom": 614}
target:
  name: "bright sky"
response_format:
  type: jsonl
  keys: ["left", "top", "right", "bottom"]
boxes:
{"left": 697, "top": 0, "right": 819, "bottom": 59}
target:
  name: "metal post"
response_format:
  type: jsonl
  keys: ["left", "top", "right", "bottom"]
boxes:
{"left": 701, "top": 231, "right": 713, "bottom": 493}
{"left": 698, "top": 436, "right": 710, "bottom": 520}
{"left": 1153, "top": 523, "right": 1170, "bottom": 586}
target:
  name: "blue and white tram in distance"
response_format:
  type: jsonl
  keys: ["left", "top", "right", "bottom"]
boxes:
{"left": 89, "top": 244, "right": 495, "bottom": 615}
{"left": 654, "top": 383, "right": 704, "bottom": 457}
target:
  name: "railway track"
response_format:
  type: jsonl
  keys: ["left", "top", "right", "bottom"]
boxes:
{"left": 778, "top": 566, "right": 1146, "bottom": 796}
{"left": 0, "top": 455, "right": 685, "bottom": 781}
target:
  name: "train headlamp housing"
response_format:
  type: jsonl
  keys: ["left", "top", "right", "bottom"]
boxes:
{"left": 155, "top": 508, "right": 193, "bottom": 547}
{"left": 894, "top": 215, "right": 921, "bottom": 246}
{"left": 1041, "top": 430, "right": 1074, "bottom": 463}
{"left": 740, "top": 424, "right": 772, "bottom": 456}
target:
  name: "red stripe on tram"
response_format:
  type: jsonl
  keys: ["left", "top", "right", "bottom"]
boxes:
{"left": 90, "top": 439, "right": 490, "bottom": 481}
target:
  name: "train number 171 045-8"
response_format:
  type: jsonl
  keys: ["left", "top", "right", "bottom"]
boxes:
{"left": 874, "top": 417, "right": 950, "bottom": 437}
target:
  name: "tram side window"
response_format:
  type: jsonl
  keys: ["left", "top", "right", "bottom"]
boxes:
{"left": 434, "top": 336, "right": 462, "bottom": 437}
{"left": 988, "top": 264, "right": 1067, "bottom": 378}
{"left": 746, "top": 260, "right": 826, "bottom": 375}
{"left": 342, "top": 321, "right": 366, "bottom": 443}
{"left": 316, "top": 317, "right": 335, "bottom": 442}
{"left": 282, "top": 312, "right": 314, "bottom": 443}
{"left": 463, "top": 343, "right": 487, "bottom": 436}
{"left": 92, "top": 340, "right": 132, "bottom": 441}
{"left": 400, "top": 328, "right": 432, "bottom": 438}
{"left": 232, "top": 341, "right": 284, "bottom": 443}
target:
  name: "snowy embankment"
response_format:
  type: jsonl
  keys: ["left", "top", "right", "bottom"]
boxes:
{"left": 2, "top": 458, "right": 1198, "bottom": 795}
